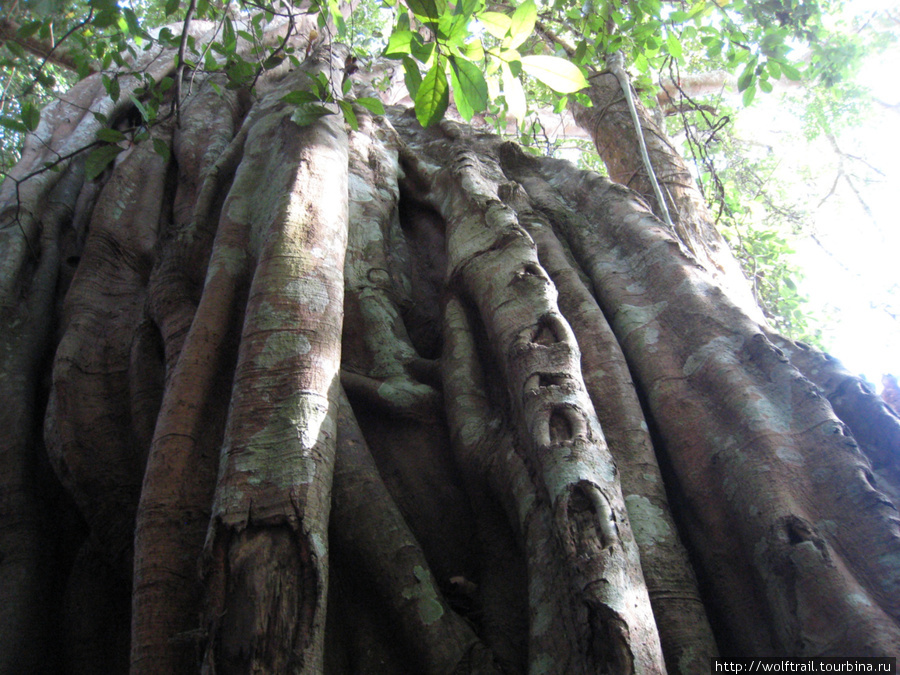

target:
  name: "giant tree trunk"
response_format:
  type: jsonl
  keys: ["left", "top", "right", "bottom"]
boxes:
{"left": 2, "top": 33, "right": 900, "bottom": 675}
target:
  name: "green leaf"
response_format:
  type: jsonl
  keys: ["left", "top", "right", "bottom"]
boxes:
{"left": 520, "top": 55, "right": 588, "bottom": 93}
{"left": 355, "top": 97, "right": 385, "bottom": 115}
{"left": 742, "top": 84, "right": 756, "bottom": 106}
{"left": 165, "top": 0, "right": 180, "bottom": 15}
{"left": 462, "top": 39, "right": 484, "bottom": 61}
{"left": 507, "top": 0, "right": 536, "bottom": 49}
{"left": 291, "top": 103, "right": 333, "bottom": 127}
{"left": 122, "top": 8, "right": 143, "bottom": 37}
{"left": 338, "top": 100, "right": 359, "bottom": 130}
{"left": 403, "top": 56, "right": 423, "bottom": 100}
{"left": 501, "top": 62, "right": 526, "bottom": 124}
{"left": 223, "top": 16, "right": 237, "bottom": 51}
{"left": 85, "top": 144, "right": 124, "bottom": 181}
{"left": 262, "top": 54, "right": 284, "bottom": 69}
{"left": 102, "top": 74, "right": 120, "bottom": 102}
{"left": 406, "top": 0, "right": 444, "bottom": 23}
{"left": 96, "top": 128, "right": 126, "bottom": 143}
{"left": 759, "top": 78, "right": 773, "bottom": 93}
{"left": 443, "top": 0, "right": 479, "bottom": 43}
{"left": 415, "top": 58, "right": 450, "bottom": 127}
{"left": 479, "top": 12, "right": 511, "bottom": 39}
{"left": 665, "top": 33, "right": 682, "bottom": 59}
{"left": 17, "top": 20, "right": 43, "bottom": 39}
{"left": 282, "top": 90, "right": 321, "bottom": 105}
{"left": 0, "top": 115, "right": 27, "bottom": 133}
{"left": 129, "top": 95, "right": 151, "bottom": 123}
{"left": 780, "top": 62, "right": 802, "bottom": 81}
{"left": 449, "top": 56, "right": 488, "bottom": 119}
{"left": 410, "top": 38, "right": 434, "bottom": 64}
{"left": 21, "top": 102, "right": 40, "bottom": 132}
{"left": 385, "top": 30, "right": 417, "bottom": 57}
{"left": 737, "top": 62, "right": 756, "bottom": 92}
{"left": 152, "top": 138, "right": 171, "bottom": 163}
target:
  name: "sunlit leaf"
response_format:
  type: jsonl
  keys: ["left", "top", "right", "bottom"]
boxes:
{"left": 479, "top": 12, "right": 511, "bottom": 39}
{"left": 385, "top": 30, "right": 416, "bottom": 57}
{"left": 443, "top": 0, "right": 479, "bottom": 43}
{"left": 507, "top": 0, "right": 536, "bottom": 49}
{"left": 451, "top": 57, "right": 488, "bottom": 111}
{"left": 415, "top": 58, "right": 450, "bottom": 127}
{"left": 520, "top": 55, "right": 588, "bottom": 93}
{"left": 501, "top": 62, "right": 526, "bottom": 124}
{"left": 666, "top": 33, "right": 682, "bottom": 59}
{"left": 407, "top": 0, "right": 444, "bottom": 23}
{"left": 403, "top": 56, "right": 423, "bottom": 100}
{"left": 463, "top": 39, "right": 485, "bottom": 61}
{"left": 450, "top": 67, "right": 473, "bottom": 121}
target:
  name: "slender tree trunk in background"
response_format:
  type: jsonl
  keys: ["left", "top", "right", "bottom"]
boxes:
{"left": 573, "top": 69, "right": 763, "bottom": 322}
{"left": 2, "top": 31, "right": 900, "bottom": 675}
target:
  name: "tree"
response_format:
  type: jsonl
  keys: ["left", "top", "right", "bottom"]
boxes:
{"left": 2, "top": 2, "right": 900, "bottom": 674}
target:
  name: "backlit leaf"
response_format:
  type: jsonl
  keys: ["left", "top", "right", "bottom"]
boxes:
{"left": 385, "top": 30, "right": 416, "bottom": 57}
{"left": 415, "top": 58, "right": 450, "bottom": 127}
{"left": 508, "top": 0, "right": 536, "bottom": 49}
{"left": 403, "top": 56, "right": 423, "bottom": 100}
{"left": 449, "top": 55, "right": 488, "bottom": 121}
{"left": 520, "top": 55, "right": 588, "bottom": 93}
{"left": 501, "top": 62, "right": 526, "bottom": 124}
{"left": 407, "top": 0, "right": 444, "bottom": 23}
{"left": 479, "top": 12, "right": 511, "bottom": 39}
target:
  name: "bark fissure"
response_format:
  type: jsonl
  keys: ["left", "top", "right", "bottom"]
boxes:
{"left": 2, "top": 32, "right": 900, "bottom": 675}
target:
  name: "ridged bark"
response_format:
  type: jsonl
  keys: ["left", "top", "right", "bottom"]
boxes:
{"left": 1, "top": 30, "right": 899, "bottom": 675}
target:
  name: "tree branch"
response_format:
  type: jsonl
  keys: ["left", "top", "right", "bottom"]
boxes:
{"left": 0, "top": 18, "right": 96, "bottom": 74}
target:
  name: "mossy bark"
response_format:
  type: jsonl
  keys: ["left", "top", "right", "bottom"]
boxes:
{"left": 1, "top": 32, "right": 899, "bottom": 675}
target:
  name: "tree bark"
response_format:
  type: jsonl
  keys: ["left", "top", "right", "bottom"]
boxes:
{"left": 573, "top": 67, "right": 763, "bottom": 323}
{"left": 1, "top": 31, "right": 899, "bottom": 675}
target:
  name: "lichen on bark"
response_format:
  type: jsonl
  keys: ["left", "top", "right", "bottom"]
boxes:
{"left": 1, "top": 28, "right": 900, "bottom": 675}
